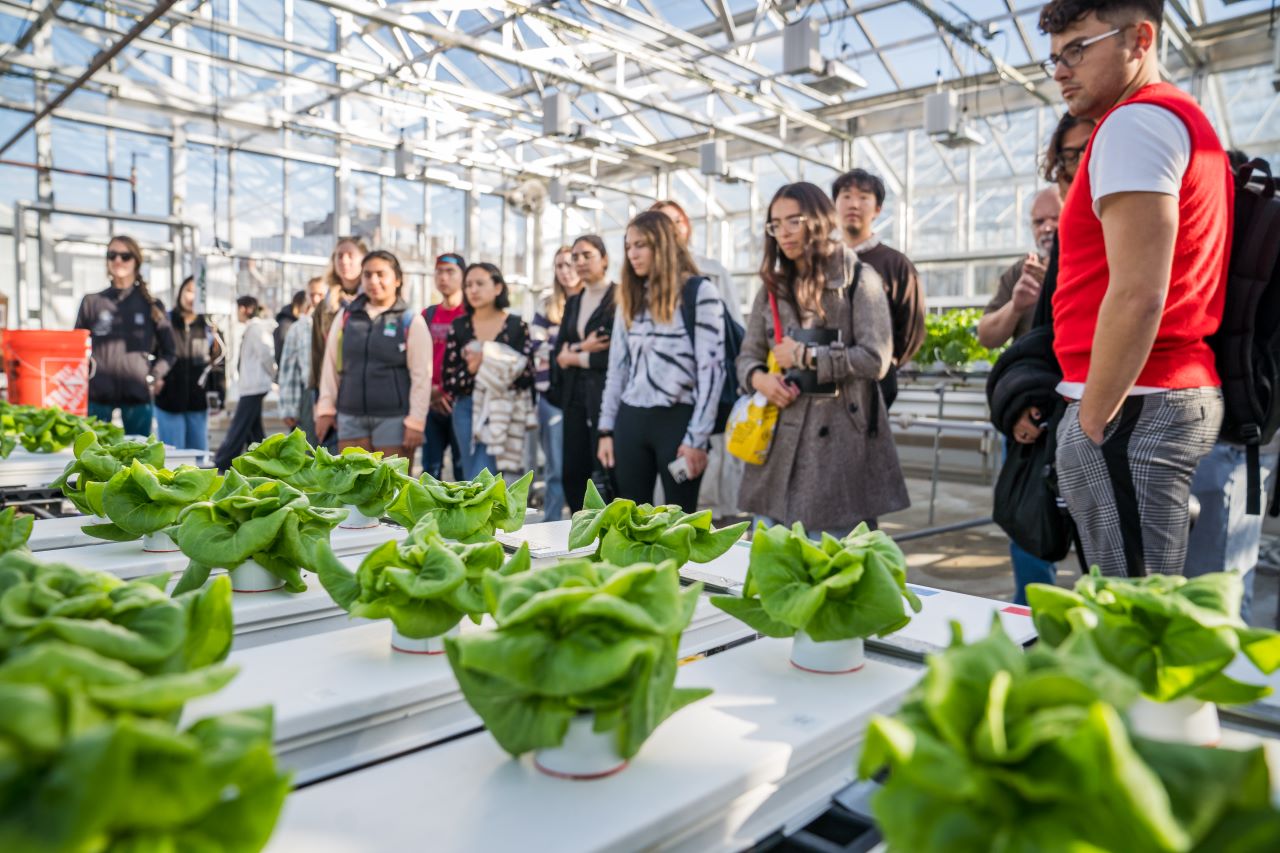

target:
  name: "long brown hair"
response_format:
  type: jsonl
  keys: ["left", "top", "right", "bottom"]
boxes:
{"left": 619, "top": 211, "right": 697, "bottom": 328}
{"left": 546, "top": 245, "right": 574, "bottom": 325}
{"left": 324, "top": 236, "right": 369, "bottom": 291}
{"left": 107, "top": 234, "right": 164, "bottom": 325}
{"left": 759, "top": 183, "right": 841, "bottom": 319}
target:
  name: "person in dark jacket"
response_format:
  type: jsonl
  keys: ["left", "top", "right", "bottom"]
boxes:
{"left": 74, "top": 235, "right": 176, "bottom": 436}
{"left": 154, "top": 276, "right": 224, "bottom": 451}
{"left": 548, "top": 235, "right": 616, "bottom": 513}
{"left": 274, "top": 290, "right": 306, "bottom": 363}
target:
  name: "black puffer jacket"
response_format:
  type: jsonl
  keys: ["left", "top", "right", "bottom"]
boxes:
{"left": 986, "top": 325, "right": 1063, "bottom": 439}
{"left": 155, "top": 310, "right": 224, "bottom": 412}
{"left": 75, "top": 284, "right": 176, "bottom": 406}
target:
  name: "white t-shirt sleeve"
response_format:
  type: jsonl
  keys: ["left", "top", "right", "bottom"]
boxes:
{"left": 1088, "top": 103, "right": 1191, "bottom": 215}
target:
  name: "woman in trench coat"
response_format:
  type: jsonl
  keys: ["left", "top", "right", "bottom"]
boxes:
{"left": 736, "top": 181, "right": 909, "bottom": 536}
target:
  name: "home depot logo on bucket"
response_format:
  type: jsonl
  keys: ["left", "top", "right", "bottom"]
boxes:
{"left": 1, "top": 330, "right": 92, "bottom": 416}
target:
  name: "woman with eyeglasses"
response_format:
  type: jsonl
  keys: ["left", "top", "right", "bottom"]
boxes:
{"left": 737, "top": 182, "right": 907, "bottom": 538}
{"left": 153, "top": 276, "right": 224, "bottom": 451}
{"left": 530, "top": 246, "right": 581, "bottom": 520}
{"left": 74, "top": 236, "right": 177, "bottom": 437}
{"left": 548, "top": 234, "right": 616, "bottom": 513}
{"left": 595, "top": 212, "right": 726, "bottom": 513}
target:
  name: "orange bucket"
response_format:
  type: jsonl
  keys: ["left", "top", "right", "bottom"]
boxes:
{"left": 2, "top": 329, "right": 92, "bottom": 415}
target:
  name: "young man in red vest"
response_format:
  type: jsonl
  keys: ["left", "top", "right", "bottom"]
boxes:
{"left": 1042, "top": 0, "right": 1232, "bottom": 577}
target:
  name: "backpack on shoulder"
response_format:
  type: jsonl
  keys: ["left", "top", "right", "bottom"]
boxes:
{"left": 680, "top": 276, "right": 745, "bottom": 435}
{"left": 1209, "top": 158, "right": 1280, "bottom": 515}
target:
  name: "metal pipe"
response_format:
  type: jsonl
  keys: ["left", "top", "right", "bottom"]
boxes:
{"left": 891, "top": 516, "right": 994, "bottom": 543}
{"left": 0, "top": 0, "right": 181, "bottom": 157}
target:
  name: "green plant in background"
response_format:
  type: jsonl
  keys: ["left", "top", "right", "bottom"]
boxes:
{"left": 445, "top": 559, "right": 709, "bottom": 760}
{"left": 81, "top": 460, "right": 222, "bottom": 543}
{"left": 0, "top": 508, "right": 32, "bottom": 554}
{"left": 317, "top": 516, "right": 531, "bottom": 640}
{"left": 288, "top": 445, "right": 409, "bottom": 519}
{"left": 0, "top": 401, "right": 123, "bottom": 457}
{"left": 0, "top": 552, "right": 289, "bottom": 851}
{"left": 568, "top": 480, "right": 749, "bottom": 568}
{"left": 858, "top": 618, "right": 1280, "bottom": 852}
{"left": 1028, "top": 569, "right": 1280, "bottom": 705}
{"left": 51, "top": 430, "right": 166, "bottom": 516}
{"left": 169, "top": 469, "right": 348, "bottom": 595}
{"left": 913, "top": 308, "right": 1003, "bottom": 369}
{"left": 711, "top": 522, "right": 920, "bottom": 641}
{"left": 387, "top": 468, "right": 532, "bottom": 542}
{"left": 230, "top": 428, "right": 314, "bottom": 481}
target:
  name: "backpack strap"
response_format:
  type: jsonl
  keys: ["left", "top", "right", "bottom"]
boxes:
{"left": 423, "top": 304, "right": 439, "bottom": 325}
{"left": 680, "top": 276, "right": 703, "bottom": 353}
{"left": 845, "top": 261, "right": 880, "bottom": 437}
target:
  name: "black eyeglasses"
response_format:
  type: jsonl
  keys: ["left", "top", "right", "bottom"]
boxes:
{"left": 1040, "top": 26, "right": 1130, "bottom": 75}
{"left": 106, "top": 251, "right": 135, "bottom": 262}
{"left": 1059, "top": 145, "right": 1086, "bottom": 164}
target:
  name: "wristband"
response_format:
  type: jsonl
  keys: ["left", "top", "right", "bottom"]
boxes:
{"left": 597, "top": 430, "right": 613, "bottom": 439}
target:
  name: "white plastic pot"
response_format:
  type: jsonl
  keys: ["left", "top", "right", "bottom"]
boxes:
{"left": 390, "top": 623, "right": 460, "bottom": 655}
{"left": 1128, "top": 696, "right": 1220, "bottom": 746}
{"left": 228, "top": 560, "right": 285, "bottom": 593}
{"left": 534, "top": 715, "right": 628, "bottom": 780}
{"left": 142, "top": 531, "right": 179, "bottom": 553}
{"left": 789, "top": 631, "right": 866, "bottom": 674}
{"left": 340, "top": 505, "right": 379, "bottom": 530}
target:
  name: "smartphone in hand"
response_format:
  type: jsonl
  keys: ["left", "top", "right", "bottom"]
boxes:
{"left": 667, "top": 456, "right": 691, "bottom": 484}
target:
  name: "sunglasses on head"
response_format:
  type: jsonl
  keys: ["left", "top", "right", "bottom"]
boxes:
{"left": 106, "top": 251, "right": 135, "bottom": 262}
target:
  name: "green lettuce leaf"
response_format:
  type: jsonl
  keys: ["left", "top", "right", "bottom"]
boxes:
{"left": 317, "top": 515, "right": 529, "bottom": 638}
{"left": 445, "top": 557, "right": 709, "bottom": 760}
{"left": 386, "top": 468, "right": 532, "bottom": 542}
{"left": 858, "top": 617, "right": 1280, "bottom": 853}
{"left": 568, "top": 479, "right": 748, "bottom": 568}
{"left": 86, "top": 460, "right": 222, "bottom": 541}
{"left": 711, "top": 520, "right": 920, "bottom": 641}
{"left": 0, "top": 507, "right": 33, "bottom": 554}
{"left": 51, "top": 430, "right": 166, "bottom": 515}
{"left": 287, "top": 445, "right": 409, "bottom": 518}
{"left": 1027, "top": 568, "right": 1280, "bottom": 704}
{"left": 0, "top": 401, "right": 124, "bottom": 458}
{"left": 230, "top": 428, "right": 313, "bottom": 480}
{"left": 169, "top": 470, "right": 347, "bottom": 595}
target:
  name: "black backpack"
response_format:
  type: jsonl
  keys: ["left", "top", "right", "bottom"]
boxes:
{"left": 1209, "top": 158, "right": 1280, "bottom": 515}
{"left": 680, "top": 276, "right": 745, "bottom": 435}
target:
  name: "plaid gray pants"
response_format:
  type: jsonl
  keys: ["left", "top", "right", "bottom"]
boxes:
{"left": 1056, "top": 388, "right": 1223, "bottom": 577}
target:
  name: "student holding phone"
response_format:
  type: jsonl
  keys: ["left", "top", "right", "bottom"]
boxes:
{"left": 596, "top": 211, "right": 726, "bottom": 514}
{"left": 736, "top": 182, "right": 908, "bottom": 538}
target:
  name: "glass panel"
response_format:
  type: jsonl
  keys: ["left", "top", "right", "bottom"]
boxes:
{"left": 113, "top": 131, "right": 170, "bottom": 217}
{"left": 347, "top": 171, "right": 381, "bottom": 245}
{"left": 428, "top": 184, "right": 466, "bottom": 265}
{"left": 911, "top": 193, "right": 960, "bottom": 256}
{"left": 185, "top": 144, "right": 230, "bottom": 249}
{"left": 384, "top": 177, "right": 425, "bottom": 263}
{"left": 476, "top": 194, "right": 503, "bottom": 265}
{"left": 287, "top": 161, "right": 335, "bottom": 258}
{"left": 52, "top": 119, "right": 108, "bottom": 212}
{"left": 232, "top": 152, "right": 284, "bottom": 252}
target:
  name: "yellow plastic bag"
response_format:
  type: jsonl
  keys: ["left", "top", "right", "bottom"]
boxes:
{"left": 727, "top": 352, "right": 781, "bottom": 465}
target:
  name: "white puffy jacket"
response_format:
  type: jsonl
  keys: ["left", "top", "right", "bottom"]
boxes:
{"left": 237, "top": 316, "right": 278, "bottom": 396}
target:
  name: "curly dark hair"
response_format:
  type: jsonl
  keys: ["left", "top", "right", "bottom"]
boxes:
{"left": 1042, "top": 112, "right": 1097, "bottom": 184}
{"left": 1039, "top": 0, "right": 1164, "bottom": 35}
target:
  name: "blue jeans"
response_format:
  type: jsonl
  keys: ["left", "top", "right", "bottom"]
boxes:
{"left": 153, "top": 407, "right": 209, "bottom": 451}
{"left": 422, "top": 406, "right": 461, "bottom": 481}
{"left": 450, "top": 395, "right": 496, "bottom": 480}
{"left": 538, "top": 396, "right": 566, "bottom": 521}
{"left": 88, "top": 401, "right": 153, "bottom": 437}
{"left": 1184, "top": 440, "right": 1280, "bottom": 623}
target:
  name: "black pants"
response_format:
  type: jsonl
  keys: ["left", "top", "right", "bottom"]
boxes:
{"left": 213, "top": 393, "right": 265, "bottom": 471}
{"left": 562, "top": 388, "right": 600, "bottom": 514}
{"left": 422, "top": 407, "right": 460, "bottom": 481}
{"left": 613, "top": 402, "right": 700, "bottom": 513}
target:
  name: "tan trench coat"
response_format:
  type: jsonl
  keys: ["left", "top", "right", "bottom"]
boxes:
{"left": 735, "top": 247, "right": 910, "bottom": 531}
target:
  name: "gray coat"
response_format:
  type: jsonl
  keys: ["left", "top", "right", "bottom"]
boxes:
{"left": 735, "top": 247, "right": 910, "bottom": 531}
